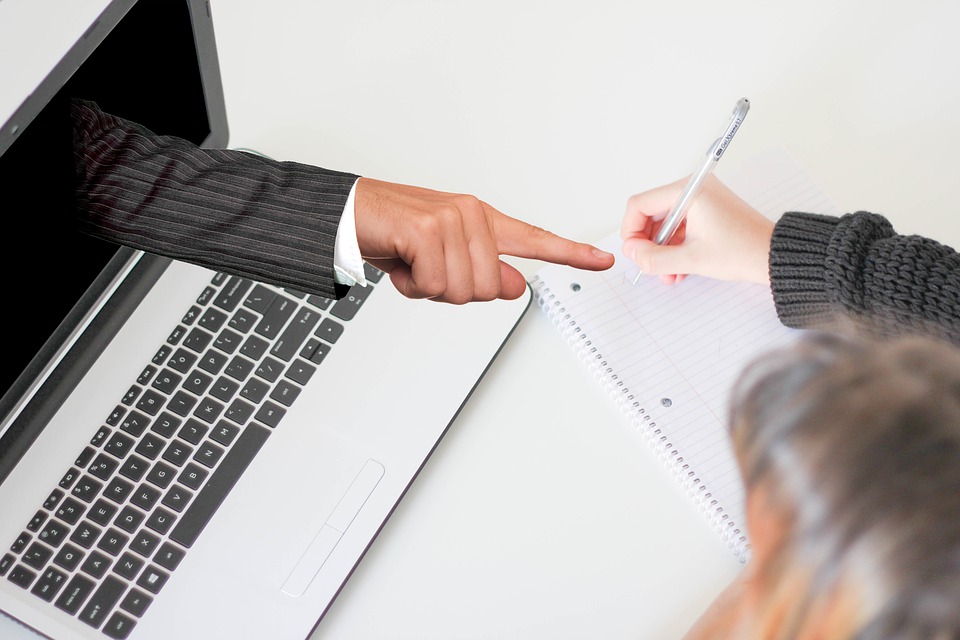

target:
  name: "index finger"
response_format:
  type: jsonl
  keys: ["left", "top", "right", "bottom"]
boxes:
{"left": 621, "top": 180, "right": 686, "bottom": 241}
{"left": 489, "top": 205, "right": 615, "bottom": 272}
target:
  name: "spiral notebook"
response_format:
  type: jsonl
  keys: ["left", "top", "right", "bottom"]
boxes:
{"left": 531, "top": 148, "right": 839, "bottom": 561}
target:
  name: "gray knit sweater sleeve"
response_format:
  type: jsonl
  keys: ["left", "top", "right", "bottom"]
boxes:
{"left": 769, "top": 211, "right": 960, "bottom": 343}
{"left": 71, "top": 99, "right": 358, "bottom": 299}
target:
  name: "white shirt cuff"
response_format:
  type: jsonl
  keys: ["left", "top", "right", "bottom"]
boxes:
{"left": 333, "top": 178, "right": 367, "bottom": 287}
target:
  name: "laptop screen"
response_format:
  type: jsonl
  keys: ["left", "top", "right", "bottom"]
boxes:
{"left": 0, "top": 0, "right": 228, "bottom": 476}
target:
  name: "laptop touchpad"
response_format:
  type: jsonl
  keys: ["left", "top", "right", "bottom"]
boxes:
{"left": 281, "top": 459, "right": 385, "bottom": 597}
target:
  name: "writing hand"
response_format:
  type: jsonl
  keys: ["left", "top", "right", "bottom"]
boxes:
{"left": 355, "top": 178, "right": 615, "bottom": 303}
{"left": 620, "top": 175, "right": 773, "bottom": 286}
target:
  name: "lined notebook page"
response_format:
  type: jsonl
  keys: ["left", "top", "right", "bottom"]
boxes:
{"left": 531, "top": 148, "right": 839, "bottom": 561}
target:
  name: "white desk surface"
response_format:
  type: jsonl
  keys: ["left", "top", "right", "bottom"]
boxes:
{"left": 4, "top": 1, "right": 960, "bottom": 638}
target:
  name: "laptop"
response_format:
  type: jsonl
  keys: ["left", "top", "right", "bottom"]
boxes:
{"left": 0, "top": 1, "right": 530, "bottom": 638}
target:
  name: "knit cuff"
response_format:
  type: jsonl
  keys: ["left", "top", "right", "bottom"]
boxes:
{"left": 769, "top": 212, "right": 841, "bottom": 329}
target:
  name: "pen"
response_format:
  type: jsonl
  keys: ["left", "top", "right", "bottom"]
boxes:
{"left": 632, "top": 97, "right": 750, "bottom": 284}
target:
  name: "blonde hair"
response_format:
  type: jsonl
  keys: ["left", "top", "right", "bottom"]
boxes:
{"left": 729, "top": 332, "right": 960, "bottom": 639}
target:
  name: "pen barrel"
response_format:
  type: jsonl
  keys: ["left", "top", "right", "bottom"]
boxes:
{"left": 653, "top": 157, "right": 717, "bottom": 245}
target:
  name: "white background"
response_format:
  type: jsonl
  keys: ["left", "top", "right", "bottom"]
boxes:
{"left": 3, "top": 1, "right": 960, "bottom": 638}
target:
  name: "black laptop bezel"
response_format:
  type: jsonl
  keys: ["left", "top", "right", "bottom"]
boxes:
{"left": 0, "top": 0, "right": 229, "bottom": 483}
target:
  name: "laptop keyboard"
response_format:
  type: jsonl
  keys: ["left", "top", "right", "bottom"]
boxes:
{"left": 1, "top": 263, "right": 383, "bottom": 639}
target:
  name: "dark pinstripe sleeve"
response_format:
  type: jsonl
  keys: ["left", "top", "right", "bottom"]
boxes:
{"left": 70, "top": 99, "right": 358, "bottom": 298}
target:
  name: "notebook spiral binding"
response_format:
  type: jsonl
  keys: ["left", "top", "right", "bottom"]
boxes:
{"left": 531, "top": 275, "right": 751, "bottom": 563}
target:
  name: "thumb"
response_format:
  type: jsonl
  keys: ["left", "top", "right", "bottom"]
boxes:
{"left": 622, "top": 236, "right": 693, "bottom": 277}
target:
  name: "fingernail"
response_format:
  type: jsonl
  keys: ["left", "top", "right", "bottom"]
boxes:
{"left": 592, "top": 248, "right": 614, "bottom": 260}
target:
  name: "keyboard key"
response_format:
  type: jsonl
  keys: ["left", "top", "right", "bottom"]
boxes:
{"left": 43, "top": 489, "right": 65, "bottom": 510}
{"left": 183, "top": 327, "right": 213, "bottom": 353}
{"left": 145, "top": 508, "right": 177, "bottom": 536}
{"left": 210, "top": 376, "right": 240, "bottom": 402}
{"left": 88, "top": 500, "right": 119, "bottom": 527}
{"left": 121, "top": 385, "right": 142, "bottom": 406}
{"left": 55, "top": 573, "right": 95, "bottom": 615}
{"left": 97, "top": 529, "right": 130, "bottom": 557}
{"left": 91, "top": 427, "right": 111, "bottom": 448}
{"left": 58, "top": 467, "right": 81, "bottom": 490}
{"left": 136, "top": 364, "right": 158, "bottom": 386}
{"left": 178, "top": 462, "right": 209, "bottom": 490}
{"left": 255, "top": 296, "right": 297, "bottom": 340}
{"left": 162, "top": 485, "right": 193, "bottom": 513}
{"left": 79, "top": 575, "right": 125, "bottom": 629}
{"left": 192, "top": 442, "right": 225, "bottom": 469}
{"left": 228, "top": 308, "right": 258, "bottom": 334}
{"left": 209, "top": 421, "right": 240, "bottom": 447}
{"left": 103, "top": 611, "right": 137, "bottom": 639}
{"left": 146, "top": 462, "right": 177, "bottom": 489}
{"left": 136, "top": 565, "right": 169, "bottom": 595}
{"left": 71, "top": 476, "right": 104, "bottom": 503}
{"left": 135, "top": 389, "right": 166, "bottom": 416}
{"left": 0, "top": 554, "right": 14, "bottom": 576}
{"left": 37, "top": 521, "right": 68, "bottom": 548}
{"left": 181, "top": 305, "right": 201, "bottom": 326}
{"left": 26, "top": 510, "right": 48, "bottom": 532}
{"left": 114, "top": 506, "right": 146, "bottom": 533}
{"left": 104, "top": 477, "right": 135, "bottom": 504}
{"left": 177, "top": 419, "right": 209, "bottom": 445}
{"left": 168, "top": 348, "right": 198, "bottom": 374}
{"left": 240, "top": 378, "right": 269, "bottom": 404}
{"left": 192, "top": 397, "right": 225, "bottom": 424}
{"left": 88, "top": 453, "right": 120, "bottom": 480}
{"left": 284, "top": 360, "right": 316, "bottom": 386}
{"left": 30, "top": 567, "right": 67, "bottom": 602}
{"left": 119, "top": 588, "right": 152, "bottom": 618}
{"left": 7, "top": 565, "right": 36, "bottom": 590}
{"left": 255, "top": 356, "right": 284, "bottom": 383}
{"left": 81, "top": 549, "right": 112, "bottom": 578}
{"left": 151, "top": 412, "right": 182, "bottom": 438}
{"left": 151, "top": 370, "right": 182, "bottom": 394}
{"left": 301, "top": 339, "right": 331, "bottom": 365}
{"left": 75, "top": 446, "right": 97, "bottom": 468}
{"left": 130, "top": 484, "right": 161, "bottom": 511}
{"left": 119, "top": 455, "right": 150, "bottom": 483}
{"left": 255, "top": 401, "right": 286, "bottom": 428}
{"left": 214, "top": 328, "right": 243, "bottom": 354}
{"left": 166, "top": 326, "right": 187, "bottom": 346}
{"left": 135, "top": 433, "right": 165, "bottom": 460}
{"left": 21, "top": 542, "right": 53, "bottom": 570}
{"left": 198, "top": 349, "right": 229, "bottom": 375}
{"left": 167, "top": 391, "right": 198, "bottom": 417}
{"left": 10, "top": 532, "right": 30, "bottom": 553}
{"left": 315, "top": 317, "right": 344, "bottom": 344}
{"left": 213, "top": 276, "right": 253, "bottom": 313}
{"left": 330, "top": 284, "right": 374, "bottom": 321}
{"left": 198, "top": 307, "right": 228, "bottom": 332}
{"left": 54, "top": 497, "right": 85, "bottom": 525}
{"left": 224, "top": 398, "right": 255, "bottom": 425}
{"left": 182, "top": 370, "right": 213, "bottom": 396}
{"left": 239, "top": 334, "right": 270, "bottom": 360}
{"left": 224, "top": 356, "right": 254, "bottom": 382}
{"left": 130, "top": 530, "right": 161, "bottom": 558}
{"left": 151, "top": 344, "right": 173, "bottom": 365}
{"left": 270, "top": 380, "right": 301, "bottom": 407}
{"left": 114, "top": 552, "right": 145, "bottom": 581}
{"left": 243, "top": 284, "right": 276, "bottom": 314}
{"left": 154, "top": 543, "right": 185, "bottom": 571}
{"left": 104, "top": 432, "right": 136, "bottom": 459}
{"left": 170, "top": 423, "right": 270, "bottom": 547}
{"left": 271, "top": 307, "right": 320, "bottom": 361}
{"left": 70, "top": 522, "right": 102, "bottom": 550}
{"left": 53, "top": 544, "right": 85, "bottom": 572}
{"left": 162, "top": 441, "right": 194, "bottom": 467}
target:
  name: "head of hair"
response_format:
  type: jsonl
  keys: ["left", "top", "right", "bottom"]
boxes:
{"left": 729, "top": 331, "right": 960, "bottom": 639}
